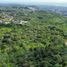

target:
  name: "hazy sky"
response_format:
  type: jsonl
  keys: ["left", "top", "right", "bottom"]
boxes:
{"left": 0, "top": 0, "right": 67, "bottom": 3}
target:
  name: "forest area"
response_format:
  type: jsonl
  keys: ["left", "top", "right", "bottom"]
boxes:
{"left": 0, "top": 6, "right": 66, "bottom": 67}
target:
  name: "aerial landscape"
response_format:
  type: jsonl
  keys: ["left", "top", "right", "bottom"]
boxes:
{"left": 0, "top": 0, "right": 67, "bottom": 67}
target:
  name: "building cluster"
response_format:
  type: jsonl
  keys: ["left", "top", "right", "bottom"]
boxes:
{"left": 0, "top": 15, "right": 28, "bottom": 25}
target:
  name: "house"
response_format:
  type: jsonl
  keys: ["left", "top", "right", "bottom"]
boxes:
{"left": 4, "top": 15, "right": 13, "bottom": 19}
{"left": 12, "top": 20, "right": 28, "bottom": 25}
{"left": 0, "top": 20, "right": 3, "bottom": 24}
{"left": 19, "top": 20, "right": 28, "bottom": 25}
{"left": 5, "top": 22, "right": 10, "bottom": 24}
{"left": 12, "top": 20, "right": 19, "bottom": 24}
{"left": 65, "top": 40, "right": 67, "bottom": 46}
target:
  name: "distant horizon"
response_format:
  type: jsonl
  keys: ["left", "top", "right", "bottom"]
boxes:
{"left": 0, "top": 2, "right": 67, "bottom": 7}
{"left": 0, "top": 0, "right": 67, "bottom": 4}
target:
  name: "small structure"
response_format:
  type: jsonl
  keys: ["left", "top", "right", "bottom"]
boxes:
{"left": 28, "top": 7, "right": 37, "bottom": 11}
{"left": 12, "top": 20, "right": 19, "bottom": 24}
{"left": 5, "top": 22, "right": 10, "bottom": 24}
{"left": 4, "top": 15, "right": 13, "bottom": 19}
{"left": 12, "top": 20, "right": 28, "bottom": 25}
{"left": 65, "top": 40, "right": 67, "bottom": 46}
{"left": 19, "top": 20, "right": 28, "bottom": 25}
{"left": 0, "top": 20, "right": 3, "bottom": 24}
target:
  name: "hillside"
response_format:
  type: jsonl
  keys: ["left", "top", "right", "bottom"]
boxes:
{"left": 0, "top": 6, "right": 67, "bottom": 67}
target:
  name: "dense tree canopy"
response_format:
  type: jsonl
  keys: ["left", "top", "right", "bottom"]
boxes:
{"left": 0, "top": 6, "right": 66, "bottom": 67}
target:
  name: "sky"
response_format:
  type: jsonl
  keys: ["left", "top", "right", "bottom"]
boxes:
{"left": 0, "top": 0, "right": 67, "bottom": 4}
{"left": 0, "top": 0, "right": 67, "bottom": 3}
